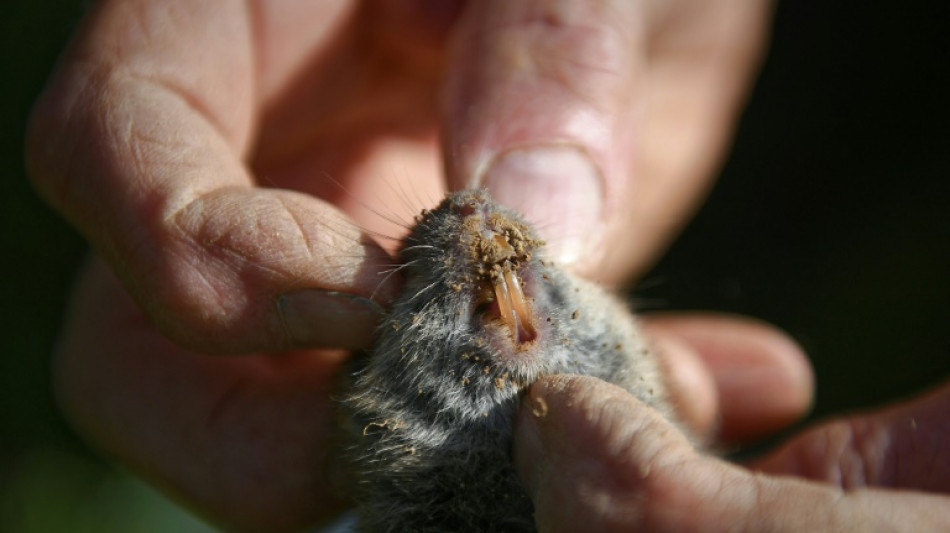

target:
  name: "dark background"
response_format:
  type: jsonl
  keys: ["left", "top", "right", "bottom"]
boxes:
{"left": 2, "top": 2, "right": 948, "bottom": 531}
{"left": 643, "top": 1, "right": 950, "bottom": 418}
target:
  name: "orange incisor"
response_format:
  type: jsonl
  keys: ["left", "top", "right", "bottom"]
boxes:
{"left": 493, "top": 265, "right": 537, "bottom": 344}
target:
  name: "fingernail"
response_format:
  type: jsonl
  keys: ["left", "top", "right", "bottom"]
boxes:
{"left": 481, "top": 146, "right": 604, "bottom": 266}
{"left": 277, "top": 289, "right": 384, "bottom": 349}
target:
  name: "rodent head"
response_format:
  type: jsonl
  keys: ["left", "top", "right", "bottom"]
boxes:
{"left": 399, "top": 190, "right": 549, "bottom": 350}
{"left": 369, "top": 190, "right": 574, "bottom": 419}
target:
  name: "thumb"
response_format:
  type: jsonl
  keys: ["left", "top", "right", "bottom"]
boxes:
{"left": 442, "top": 0, "right": 644, "bottom": 277}
{"left": 515, "top": 375, "right": 950, "bottom": 532}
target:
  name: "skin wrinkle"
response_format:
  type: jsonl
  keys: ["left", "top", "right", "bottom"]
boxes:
{"left": 807, "top": 417, "right": 879, "bottom": 489}
{"left": 96, "top": 90, "right": 229, "bottom": 310}
{"left": 172, "top": 248, "right": 238, "bottom": 327}
{"left": 123, "top": 67, "right": 246, "bottom": 164}
{"left": 169, "top": 190, "right": 358, "bottom": 290}
{"left": 828, "top": 488, "right": 876, "bottom": 533}
{"left": 852, "top": 415, "right": 887, "bottom": 488}
{"left": 735, "top": 473, "right": 769, "bottom": 533}
{"left": 820, "top": 422, "right": 846, "bottom": 486}
{"left": 272, "top": 194, "right": 317, "bottom": 264}
{"left": 838, "top": 418, "right": 866, "bottom": 488}
{"left": 751, "top": 383, "right": 950, "bottom": 497}
{"left": 148, "top": 2, "right": 254, "bottom": 153}
{"left": 93, "top": 1, "right": 255, "bottom": 154}
{"left": 654, "top": 460, "right": 732, "bottom": 531}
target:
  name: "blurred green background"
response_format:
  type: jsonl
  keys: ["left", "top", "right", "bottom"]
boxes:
{"left": 1, "top": 1, "right": 948, "bottom": 532}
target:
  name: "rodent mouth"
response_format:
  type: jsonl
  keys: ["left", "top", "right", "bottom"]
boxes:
{"left": 455, "top": 191, "right": 544, "bottom": 348}
{"left": 486, "top": 263, "right": 538, "bottom": 345}
{"left": 471, "top": 230, "right": 539, "bottom": 345}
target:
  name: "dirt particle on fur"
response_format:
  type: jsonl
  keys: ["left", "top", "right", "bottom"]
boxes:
{"left": 494, "top": 372, "right": 510, "bottom": 390}
{"left": 462, "top": 209, "right": 542, "bottom": 287}
{"left": 363, "top": 418, "right": 406, "bottom": 436}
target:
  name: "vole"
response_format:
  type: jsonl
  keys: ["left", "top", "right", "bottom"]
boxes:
{"left": 340, "top": 189, "right": 678, "bottom": 532}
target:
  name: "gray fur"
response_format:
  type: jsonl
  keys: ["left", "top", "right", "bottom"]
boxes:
{"left": 341, "top": 190, "right": 673, "bottom": 532}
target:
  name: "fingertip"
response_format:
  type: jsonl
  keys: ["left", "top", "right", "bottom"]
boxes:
{"left": 644, "top": 313, "right": 815, "bottom": 442}
{"left": 515, "top": 375, "right": 701, "bottom": 530}
{"left": 650, "top": 333, "right": 720, "bottom": 440}
{"left": 136, "top": 189, "right": 399, "bottom": 354}
{"left": 514, "top": 375, "right": 618, "bottom": 495}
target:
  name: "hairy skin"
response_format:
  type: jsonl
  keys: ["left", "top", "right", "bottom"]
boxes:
{"left": 343, "top": 191, "right": 678, "bottom": 532}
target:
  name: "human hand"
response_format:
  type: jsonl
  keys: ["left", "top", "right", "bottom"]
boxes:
{"left": 27, "top": 0, "right": 773, "bottom": 530}
{"left": 516, "top": 343, "right": 950, "bottom": 531}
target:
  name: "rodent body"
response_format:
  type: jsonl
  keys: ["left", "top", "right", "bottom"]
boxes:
{"left": 342, "top": 190, "right": 675, "bottom": 532}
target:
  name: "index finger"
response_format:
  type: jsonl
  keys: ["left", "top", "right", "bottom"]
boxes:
{"left": 26, "top": 0, "right": 394, "bottom": 352}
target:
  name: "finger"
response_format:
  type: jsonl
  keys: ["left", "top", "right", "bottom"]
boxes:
{"left": 443, "top": 0, "right": 771, "bottom": 282}
{"left": 644, "top": 312, "right": 814, "bottom": 443}
{"left": 642, "top": 330, "right": 719, "bottom": 439}
{"left": 515, "top": 375, "right": 950, "bottom": 532}
{"left": 26, "top": 0, "right": 393, "bottom": 353}
{"left": 750, "top": 381, "right": 950, "bottom": 493}
{"left": 443, "top": 0, "right": 645, "bottom": 275}
{"left": 56, "top": 257, "right": 349, "bottom": 531}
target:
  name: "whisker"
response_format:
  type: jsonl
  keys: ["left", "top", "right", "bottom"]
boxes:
{"left": 386, "top": 173, "right": 425, "bottom": 223}
{"left": 321, "top": 172, "right": 414, "bottom": 232}
{"left": 399, "top": 244, "right": 439, "bottom": 253}
{"left": 376, "top": 263, "right": 415, "bottom": 276}
{"left": 362, "top": 228, "right": 405, "bottom": 242}
{"left": 371, "top": 261, "right": 420, "bottom": 301}
{"left": 305, "top": 205, "right": 403, "bottom": 249}
{"left": 404, "top": 279, "right": 441, "bottom": 304}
